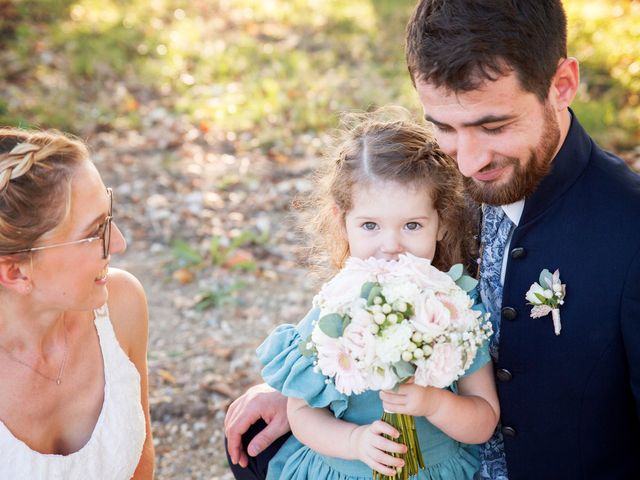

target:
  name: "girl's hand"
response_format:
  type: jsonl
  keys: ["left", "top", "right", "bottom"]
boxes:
{"left": 349, "top": 421, "right": 408, "bottom": 476}
{"left": 379, "top": 381, "right": 444, "bottom": 418}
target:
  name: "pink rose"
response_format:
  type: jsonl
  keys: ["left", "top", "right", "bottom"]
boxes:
{"left": 413, "top": 343, "right": 464, "bottom": 388}
{"left": 381, "top": 253, "right": 455, "bottom": 292}
{"left": 411, "top": 294, "right": 451, "bottom": 340}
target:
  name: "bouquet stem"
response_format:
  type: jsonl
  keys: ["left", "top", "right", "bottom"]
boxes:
{"left": 373, "top": 413, "right": 425, "bottom": 480}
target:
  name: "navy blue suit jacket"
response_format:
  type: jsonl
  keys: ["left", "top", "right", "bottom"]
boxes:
{"left": 497, "top": 113, "right": 640, "bottom": 479}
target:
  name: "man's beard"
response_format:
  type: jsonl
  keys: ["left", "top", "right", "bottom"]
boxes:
{"left": 464, "top": 105, "right": 560, "bottom": 206}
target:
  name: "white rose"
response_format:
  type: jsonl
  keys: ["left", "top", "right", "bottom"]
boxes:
{"left": 384, "top": 253, "right": 456, "bottom": 292}
{"left": 313, "top": 261, "right": 375, "bottom": 311}
{"left": 525, "top": 282, "right": 546, "bottom": 305}
{"left": 368, "top": 362, "right": 400, "bottom": 391}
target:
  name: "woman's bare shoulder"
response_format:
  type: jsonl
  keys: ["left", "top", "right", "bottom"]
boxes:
{"left": 105, "top": 268, "right": 149, "bottom": 356}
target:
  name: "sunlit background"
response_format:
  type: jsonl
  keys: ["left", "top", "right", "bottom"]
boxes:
{"left": 2, "top": 0, "right": 639, "bottom": 150}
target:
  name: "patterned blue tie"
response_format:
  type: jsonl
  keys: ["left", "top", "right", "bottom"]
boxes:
{"left": 478, "top": 204, "right": 513, "bottom": 358}
{"left": 477, "top": 204, "right": 513, "bottom": 480}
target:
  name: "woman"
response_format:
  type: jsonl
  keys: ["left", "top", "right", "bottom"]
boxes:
{"left": 0, "top": 128, "right": 154, "bottom": 478}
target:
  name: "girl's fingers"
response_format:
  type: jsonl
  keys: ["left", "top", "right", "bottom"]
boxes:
{"left": 370, "top": 460, "right": 401, "bottom": 477}
{"left": 370, "top": 420, "right": 400, "bottom": 438}
{"left": 372, "top": 435, "right": 408, "bottom": 454}
{"left": 368, "top": 449, "right": 405, "bottom": 470}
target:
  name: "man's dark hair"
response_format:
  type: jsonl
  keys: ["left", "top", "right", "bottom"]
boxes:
{"left": 405, "top": 0, "right": 567, "bottom": 101}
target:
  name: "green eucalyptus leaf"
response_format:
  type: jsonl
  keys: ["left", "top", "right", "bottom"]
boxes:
{"left": 446, "top": 263, "right": 464, "bottom": 281}
{"left": 539, "top": 269, "right": 553, "bottom": 288}
{"left": 456, "top": 274, "right": 478, "bottom": 292}
{"left": 342, "top": 315, "right": 352, "bottom": 332}
{"left": 318, "top": 313, "right": 345, "bottom": 338}
{"left": 392, "top": 360, "right": 416, "bottom": 379}
{"left": 367, "top": 285, "right": 383, "bottom": 306}
{"left": 360, "top": 282, "right": 376, "bottom": 300}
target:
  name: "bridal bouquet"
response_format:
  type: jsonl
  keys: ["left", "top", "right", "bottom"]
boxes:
{"left": 299, "top": 253, "right": 492, "bottom": 480}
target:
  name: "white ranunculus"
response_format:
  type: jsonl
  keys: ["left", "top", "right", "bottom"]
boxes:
{"left": 375, "top": 321, "right": 413, "bottom": 364}
{"left": 381, "top": 281, "right": 421, "bottom": 305}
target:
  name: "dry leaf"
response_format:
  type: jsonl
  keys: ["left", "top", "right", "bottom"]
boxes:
{"left": 158, "top": 369, "right": 177, "bottom": 384}
{"left": 172, "top": 268, "right": 194, "bottom": 284}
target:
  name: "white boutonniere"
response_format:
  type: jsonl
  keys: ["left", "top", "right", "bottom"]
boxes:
{"left": 525, "top": 269, "right": 566, "bottom": 335}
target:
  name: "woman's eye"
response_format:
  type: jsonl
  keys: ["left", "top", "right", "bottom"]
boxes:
{"left": 405, "top": 222, "right": 422, "bottom": 231}
{"left": 89, "top": 223, "right": 105, "bottom": 238}
{"left": 362, "top": 222, "right": 378, "bottom": 231}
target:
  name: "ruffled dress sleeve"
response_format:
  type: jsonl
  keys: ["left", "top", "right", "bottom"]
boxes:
{"left": 257, "top": 308, "right": 349, "bottom": 418}
{"left": 461, "top": 287, "right": 491, "bottom": 377}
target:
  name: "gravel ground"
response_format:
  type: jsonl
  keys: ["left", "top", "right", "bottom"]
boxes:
{"left": 91, "top": 114, "right": 325, "bottom": 479}
{"left": 90, "top": 111, "right": 640, "bottom": 480}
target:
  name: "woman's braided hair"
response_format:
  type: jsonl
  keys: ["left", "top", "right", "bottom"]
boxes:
{"left": 0, "top": 128, "right": 88, "bottom": 255}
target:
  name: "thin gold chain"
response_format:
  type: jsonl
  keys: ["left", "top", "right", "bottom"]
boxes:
{"left": 0, "top": 317, "right": 68, "bottom": 385}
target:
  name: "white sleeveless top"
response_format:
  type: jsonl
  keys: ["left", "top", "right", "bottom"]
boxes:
{"left": 0, "top": 305, "right": 146, "bottom": 479}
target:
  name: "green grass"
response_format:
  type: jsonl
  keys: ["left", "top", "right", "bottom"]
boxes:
{"left": 1, "top": 0, "right": 638, "bottom": 150}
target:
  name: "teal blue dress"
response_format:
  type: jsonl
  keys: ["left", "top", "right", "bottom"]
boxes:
{"left": 257, "top": 295, "right": 491, "bottom": 480}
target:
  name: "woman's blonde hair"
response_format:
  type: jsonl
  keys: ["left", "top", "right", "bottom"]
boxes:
{"left": 0, "top": 128, "right": 89, "bottom": 255}
{"left": 299, "top": 106, "right": 476, "bottom": 277}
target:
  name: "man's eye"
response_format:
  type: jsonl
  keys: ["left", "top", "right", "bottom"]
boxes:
{"left": 362, "top": 222, "right": 378, "bottom": 231}
{"left": 405, "top": 222, "right": 422, "bottom": 231}
{"left": 482, "top": 125, "right": 506, "bottom": 134}
{"left": 434, "top": 124, "right": 453, "bottom": 133}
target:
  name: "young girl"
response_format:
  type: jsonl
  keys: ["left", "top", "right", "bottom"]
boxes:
{"left": 256, "top": 108, "right": 499, "bottom": 479}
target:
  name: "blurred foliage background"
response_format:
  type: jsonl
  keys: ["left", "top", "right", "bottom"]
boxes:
{"left": 1, "top": 0, "right": 639, "bottom": 151}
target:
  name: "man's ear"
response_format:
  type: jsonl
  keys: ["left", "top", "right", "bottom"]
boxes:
{"left": 0, "top": 256, "right": 32, "bottom": 294}
{"left": 550, "top": 57, "right": 580, "bottom": 111}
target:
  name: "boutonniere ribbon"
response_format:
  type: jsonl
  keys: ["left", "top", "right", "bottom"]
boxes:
{"left": 525, "top": 269, "right": 566, "bottom": 335}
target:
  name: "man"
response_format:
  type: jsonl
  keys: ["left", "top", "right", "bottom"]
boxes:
{"left": 225, "top": 1, "right": 640, "bottom": 478}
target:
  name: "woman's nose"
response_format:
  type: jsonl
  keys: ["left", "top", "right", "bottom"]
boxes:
{"left": 109, "top": 222, "right": 127, "bottom": 255}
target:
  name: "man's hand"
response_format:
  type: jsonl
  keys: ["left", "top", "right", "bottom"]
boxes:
{"left": 224, "top": 383, "right": 290, "bottom": 468}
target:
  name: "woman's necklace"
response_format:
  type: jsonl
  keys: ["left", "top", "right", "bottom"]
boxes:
{"left": 0, "top": 316, "right": 68, "bottom": 385}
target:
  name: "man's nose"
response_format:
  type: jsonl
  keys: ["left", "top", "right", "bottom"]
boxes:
{"left": 454, "top": 133, "right": 492, "bottom": 178}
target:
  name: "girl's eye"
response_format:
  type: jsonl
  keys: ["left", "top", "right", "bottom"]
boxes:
{"left": 362, "top": 222, "right": 378, "bottom": 231}
{"left": 405, "top": 222, "right": 422, "bottom": 231}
